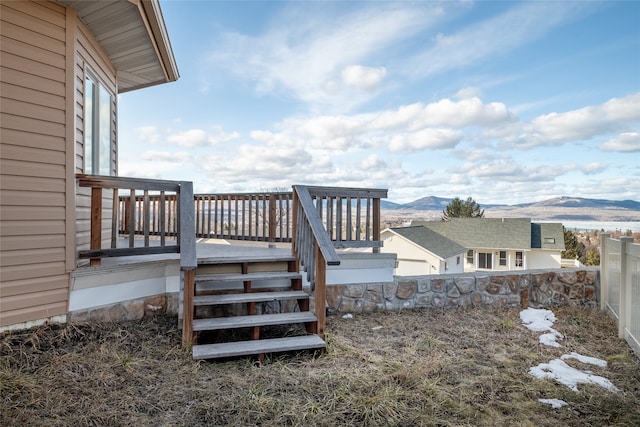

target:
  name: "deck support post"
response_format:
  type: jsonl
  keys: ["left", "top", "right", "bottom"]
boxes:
{"left": 182, "top": 268, "right": 196, "bottom": 347}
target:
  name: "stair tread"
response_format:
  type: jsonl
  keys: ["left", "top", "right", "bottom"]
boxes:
{"left": 192, "top": 335, "right": 326, "bottom": 360}
{"left": 193, "top": 311, "right": 317, "bottom": 331}
{"left": 194, "top": 290, "right": 308, "bottom": 306}
{"left": 195, "top": 271, "right": 301, "bottom": 283}
{"left": 198, "top": 255, "right": 297, "bottom": 265}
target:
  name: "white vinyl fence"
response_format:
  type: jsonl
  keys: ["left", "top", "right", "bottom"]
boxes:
{"left": 601, "top": 235, "right": 640, "bottom": 358}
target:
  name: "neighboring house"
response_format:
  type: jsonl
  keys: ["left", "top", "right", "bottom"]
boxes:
{"left": 381, "top": 227, "right": 466, "bottom": 275}
{"left": 384, "top": 218, "right": 565, "bottom": 274}
{"left": 1, "top": 0, "right": 178, "bottom": 330}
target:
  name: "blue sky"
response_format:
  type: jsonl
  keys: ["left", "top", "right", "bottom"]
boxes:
{"left": 118, "top": 0, "right": 640, "bottom": 205}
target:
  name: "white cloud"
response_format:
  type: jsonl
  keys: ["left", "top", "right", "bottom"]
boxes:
{"left": 600, "top": 132, "right": 640, "bottom": 152}
{"left": 407, "top": 2, "right": 591, "bottom": 78}
{"left": 389, "top": 128, "right": 462, "bottom": 152}
{"left": 580, "top": 162, "right": 607, "bottom": 174}
{"left": 206, "top": 2, "right": 442, "bottom": 112}
{"left": 167, "top": 126, "right": 240, "bottom": 148}
{"left": 494, "top": 93, "right": 640, "bottom": 148}
{"left": 341, "top": 65, "right": 387, "bottom": 92}
{"left": 138, "top": 151, "right": 192, "bottom": 163}
{"left": 135, "top": 126, "right": 161, "bottom": 144}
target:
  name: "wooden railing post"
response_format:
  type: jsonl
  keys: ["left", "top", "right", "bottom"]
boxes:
{"left": 291, "top": 190, "right": 298, "bottom": 256}
{"left": 373, "top": 197, "right": 381, "bottom": 253}
{"left": 315, "top": 243, "right": 326, "bottom": 339}
{"left": 268, "top": 194, "right": 277, "bottom": 243}
{"left": 90, "top": 187, "right": 102, "bottom": 266}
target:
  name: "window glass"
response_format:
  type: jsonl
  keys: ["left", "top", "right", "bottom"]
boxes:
{"left": 99, "top": 84, "right": 111, "bottom": 175}
{"left": 499, "top": 250, "right": 507, "bottom": 266}
{"left": 479, "top": 252, "right": 492, "bottom": 269}
{"left": 515, "top": 251, "right": 523, "bottom": 267}
{"left": 84, "top": 72, "right": 112, "bottom": 175}
{"left": 466, "top": 250, "right": 474, "bottom": 264}
{"left": 84, "top": 77, "right": 95, "bottom": 173}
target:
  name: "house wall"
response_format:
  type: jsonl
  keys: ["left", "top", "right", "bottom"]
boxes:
{"left": 381, "top": 232, "right": 463, "bottom": 275}
{"left": 0, "top": 0, "right": 119, "bottom": 329}
{"left": 0, "top": 0, "right": 71, "bottom": 327}
{"left": 464, "top": 248, "right": 529, "bottom": 273}
{"left": 528, "top": 250, "right": 562, "bottom": 270}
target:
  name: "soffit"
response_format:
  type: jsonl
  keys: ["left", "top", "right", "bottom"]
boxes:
{"left": 59, "top": 0, "right": 178, "bottom": 93}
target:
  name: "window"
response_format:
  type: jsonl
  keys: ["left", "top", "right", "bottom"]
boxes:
{"left": 544, "top": 237, "right": 555, "bottom": 244}
{"left": 466, "top": 250, "right": 474, "bottom": 264}
{"left": 457, "top": 256, "right": 460, "bottom": 265}
{"left": 84, "top": 73, "right": 113, "bottom": 175}
{"left": 445, "top": 262, "right": 448, "bottom": 271}
{"left": 515, "top": 251, "right": 523, "bottom": 267}
{"left": 478, "top": 252, "right": 492, "bottom": 269}
{"left": 499, "top": 251, "right": 507, "bottom": 266}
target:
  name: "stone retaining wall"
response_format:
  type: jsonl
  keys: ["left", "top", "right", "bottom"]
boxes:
{"left": 324, "top": 268, "right": 600, "bottom": 314}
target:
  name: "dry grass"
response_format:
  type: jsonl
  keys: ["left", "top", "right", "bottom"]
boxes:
{"left": 1, "top": 306, "right": 639, "bottom": 426}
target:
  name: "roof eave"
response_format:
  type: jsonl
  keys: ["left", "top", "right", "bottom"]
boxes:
{"left": 139, "top": 0, "right": 179, "bottom": 84}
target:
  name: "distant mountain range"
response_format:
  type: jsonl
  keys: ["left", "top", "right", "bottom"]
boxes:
{"left": 382, "top": 196, "right": 640, "bottom": 211}
{"left": 381, "top": 196, "right": 640, "bottom": 221}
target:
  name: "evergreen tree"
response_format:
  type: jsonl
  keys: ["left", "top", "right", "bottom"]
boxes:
{"left": 442, "top": 197, "right": 484, "bottom": 221}
{"left": 583, "top": 247, "right": 600, "bottom": 266}
{"left": 562, "top": 227, "right": 584, "bottom": 260}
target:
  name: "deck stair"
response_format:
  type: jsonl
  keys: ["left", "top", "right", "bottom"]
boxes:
{"left": 185, "top": 253, "right": 325, "bottom": 361}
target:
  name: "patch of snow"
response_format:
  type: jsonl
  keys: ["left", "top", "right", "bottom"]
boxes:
{"left": 341, "top": 313, "right": 353, "bottom": 319}
{"left": 529, "top": 358, "right": 620, "bottom": 393}
{"left": 561, "top": 352, "right": 607, "bottom": 368}
{"left": 540, "top": 331, "right": 564, "bottom": 348}
{"left": 520, "top": 307, "right": 563, "bottom": 347}
{"left": 520, "top": 308, "right": 557, "bottom": 332}
{"left": 520, "top": 308, "right": 620, "bottom": 398}
{"left": 538, "top": 398, "right": 568, "bottom": 409}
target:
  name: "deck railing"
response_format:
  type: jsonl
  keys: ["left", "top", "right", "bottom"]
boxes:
{"left": 76, "top": 174, "right": 196, "bottom": 271}
{"left": 117, "top": 188, "right": 385, "bottom": 247}
{"left": 291, "top": 185, "right": 387, "bottom": 339}
{"left": 601, "top": 234, "right": 640, "bottom": 358}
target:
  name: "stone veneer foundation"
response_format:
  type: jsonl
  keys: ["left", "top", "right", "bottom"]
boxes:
{"left": 67, "top": 268, "right": 599, "bottom": 323}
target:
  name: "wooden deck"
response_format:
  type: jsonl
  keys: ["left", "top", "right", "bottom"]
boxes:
{"left": 85, "top": 238, "right": 294, "bottom": 268}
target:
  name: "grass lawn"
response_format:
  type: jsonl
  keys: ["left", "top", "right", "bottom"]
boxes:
{"left": 1, "top": 306, "right": 639, "bottom": 426}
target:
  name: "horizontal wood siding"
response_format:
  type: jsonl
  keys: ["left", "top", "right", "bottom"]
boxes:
{"left": 0, "top": 0, "right": 70, "bottom": 327}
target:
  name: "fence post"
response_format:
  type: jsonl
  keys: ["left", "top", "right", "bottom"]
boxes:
{"left": 619, "top": 236, "right": 633, "bottom": 339}
{"left": 600, "top": 233, "right": 610, "bottom": 311}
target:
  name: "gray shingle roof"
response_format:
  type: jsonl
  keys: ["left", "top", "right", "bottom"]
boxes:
{"left": 411, "top": 218, "right": 565, "bottom": 251}
{"left": 412, "top": 218, "right": 533, "bottom": 250}
{"left": 389, "top": 226, "right": 467, "bottom": 259}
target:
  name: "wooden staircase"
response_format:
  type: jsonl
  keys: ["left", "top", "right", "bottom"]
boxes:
{"left": 183, "top": 253, "right": 326, "bottom": 361}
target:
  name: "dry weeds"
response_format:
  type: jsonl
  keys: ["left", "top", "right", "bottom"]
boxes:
{"left": 1, "top": 306, "right": 639, "bottom": 426}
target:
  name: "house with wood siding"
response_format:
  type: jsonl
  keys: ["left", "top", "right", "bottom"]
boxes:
{"left": 383, "top": 218, "right": 565, "bottom": 274}
{"left": 0, "top": 0, "right": 178, "bottom": 330}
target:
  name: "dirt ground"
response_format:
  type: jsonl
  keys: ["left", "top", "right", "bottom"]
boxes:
{"left": 2, "top": 305, "right": 639, "bottom": 426}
